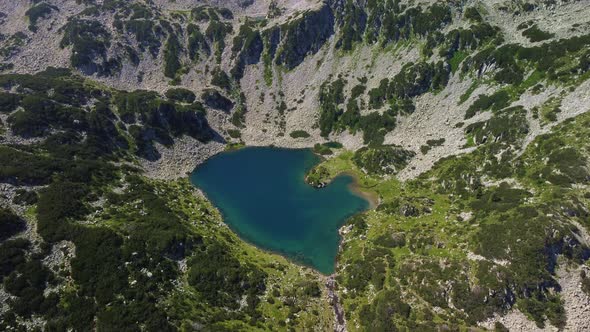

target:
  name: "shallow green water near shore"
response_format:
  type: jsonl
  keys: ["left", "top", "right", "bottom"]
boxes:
{"left": 190, "top": 147, "right": 369, "bottom": 274}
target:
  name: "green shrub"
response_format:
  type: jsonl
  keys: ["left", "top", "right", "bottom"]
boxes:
{"left": 211, "top": 67, "right": 232, "bottom": 90}
{"left": 164, "top": 35, "right": 182, "bottom": 78}
{"left": 25, "top": 2, "right": 57, "bottom": 31}
{"left": 12, "top": 189, "right": 38, "bottom": 206}
{"left": 289, "top": 130, "right": 310, "bottom": 138}
{"left": 0, "top": 208, "right": 26, "bottom": 241}
{"left": 465, "top": 90, "right": 511, "bottom": 118}
{"left": 227, "top": 129, "right": 241, "bottom": 138}
{"left": 464, "top": 7, "right": 482, "bottom": 22}
{"left": 125, "top": 19, "right": 161, "bottom": 56}
{"left": 313, "top": 143, "right": 333, "bottom": 155}
{"left": 187, "top": 24, "right": 210, "bottom": 61}
{"left": 60, "top": 19, "right": 117, "bottom": 75}
{"left": 323, "top": 141, "right": 343, "bottom": 149}
{"left": 165, "top": 88, "right": 196, "bottom": 103}
{"left": 522, "top": 25, "right": 554, "bottom": 42}
{"left": 188, "top": 243, "right": 266, "bottom": 309}
{"left": 353, "top": 145, "right": 415, "bottom": 176}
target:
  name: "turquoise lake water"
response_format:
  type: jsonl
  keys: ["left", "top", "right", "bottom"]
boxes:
{"left": 190, "top": 147, "right": 369, "bottom": 274}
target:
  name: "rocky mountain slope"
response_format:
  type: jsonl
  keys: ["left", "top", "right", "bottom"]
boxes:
{"left": 1, "top": 0, "right": 590, "bottom": 331}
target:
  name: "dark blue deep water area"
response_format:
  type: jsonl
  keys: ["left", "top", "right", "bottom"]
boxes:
{"left": 190, "top": 147, "right": 369, "bottom": 274}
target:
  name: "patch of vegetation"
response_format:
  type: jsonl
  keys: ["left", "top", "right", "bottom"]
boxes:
{"left": 0, "top": 208, "right": 26, "bottom": 241}
{"left": 306, "top": 165, "right": 330, "bottom": 187}
{"left": 187, "top": 24, "right": 210, "bottom": 61}
{"left": 274, "top": 4, "right": 334, "bottom": 69}
{"left": 465, "top": 90, "right": 511, "bottom": 118}
{"left": 522, "top": 24, "right": 554, "bottom": 42}
{"left": 289, "top": 130, "right": 310, "bottom": 139}
{"left": 60, "top": 19, "right": 119, "bottom": 75}
{"left": 313, "top": 143, "right": 333, "bottom": 155}
{"left": 464, "top": 7, "right": 482, "bottom": 22}
{"left": 227, "top": 129, "right": 241, "bottom": 139}
{"left": 205, "top": 20, "right": 233, "bottom": 63}
{"left": 230, "top": 20, "right": 263, "bottom": 79}
{"left": 353, "top": 145, "right": 415, "bottom": 176}
{"left": 125, "top": 19, "right": 161, "bottom": 57}
{"left": 465, "top": 106, "right": 529, "bottom": 150}
{"left": 163, "top": 34, "right": 182, "bottom": 78}
{"left": 345, "top": 2, "right": 452, "bottom": 49}
{"left": 201, "top": 89, "right": 233, "bottom": 112}
{"left": 211, "top": 67, "right": 232, "bottom": 91}
{"left": 165, "top": 88, "right": 196, "bottom": 103}
{"left": 25, "top": 2, "right": 58, "bottom": 32}
{"left": 463, "top": 34, "right": 590, "bottom": 86}
{"left": 420, "top": 138, "right": 445, "bottom": 154}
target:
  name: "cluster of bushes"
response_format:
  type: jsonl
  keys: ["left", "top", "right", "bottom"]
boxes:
{"left": 211, "top": 67, "right": 232, "bottom": 90}
{"left": 333, "top": 0, "right": 367, "bottom": 51}
{"left": 191, "top": 6, "right": 233, "bottom": 21}
{"left": 165, "top": 87, "right": 196, "bottom": 103}
{"left": 462, "top": 34, "right": 590, "bottom": 85}
{"left": 420, "top": 138, "right": 445, "bottom": 154}
{"left": 465, "top": 106, "right": 529, "bottom": 150}
{"left": 378, "top": 196, "right": 433, "bottom": 218}
{"left": 12, "top": 189, "right": 38, "bottom": 206}
{"left": 314, "top": 61, "right": 446, "bottom": 145}
{"left": 125, "top": 19, "right": 162, "bottom": 57}
{"left": 0, "top": 70, "right": 214, "bottom": 163}
{"left": 164, "top": 35, "right": 182, "bottom": 78}
{"left": 357, "top": 110, "right": 397, "bottom": 146}
{"left": 463, "top": 7, "right": 482, "bottom": 22}
{"left": 230, "top": 20, "right": 263, "bottom": 79}
{"left": 318, "top": 78, "right": 346, "bottom": 136}
{"left": 338, "top": 246, "right": 391, "bottom": 293}
{"left": 60, "top": 19, "right": 120, "bottom": 75}
{"left": 313, "top": 143, "right": 333, "bottom": 155}
{"left": 201, "top": 89, "right": 233, "bottom": 112}
{"left": 25, "top": 2, "right": 58, "bottom": 32}
{"left": 358, "top": 288, "right": 412, "bottom": 330}
{"left": 289, "top": 130, "right": 310, "bottom": 138}
{"left": 352, "top": 145, "right": 415, "bottom": 176}
{"left": 0, "top": 208, "right": 26, "bottom": 241}
{"left": 436, "top": 23, "right": 502, "bottom": 63}
{"left": 274, "top": 3, "right": 334, "bottom": 69}
{"left": 405, "top": 112, "right": 590, "bottom": 328}
{"left": 522, "top": 24, "right": 554, "bottom": 42}
{"left": 465, "top": 90, "right": 511, "bottom": 118}
{"left": 336, "top": 1, "right": 452, "bottom": 50}
{"left": 188, "top": 242, "right": 266, "bottom": 310}
{"left": 116, "top": 89, "right": 213, "bottom": 157}
{"left": 318, "top": 69, "right": 427, "bottom": 145}
{"left": 368, "top": 61, "right": 450, "bottom": 109}
{"left": 305, "top": 165, "right": 329, "bottom": 187}
{"left": 206, "top": 20, "right": 233, "bottom": 63}
{"left": 187, "top": 24, "right": 210, "bottom": 61}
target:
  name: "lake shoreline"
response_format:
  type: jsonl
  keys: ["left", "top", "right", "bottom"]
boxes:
{"left": 342, "top": 171, "right": 379, "bottom": 209}
{"left": 191, "top": 146, "right": 369, "bottom": 275}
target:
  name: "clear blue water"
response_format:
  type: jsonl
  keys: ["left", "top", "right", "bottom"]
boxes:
{"left": 190, "top": 147, "right": 369, "bottom": 274}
